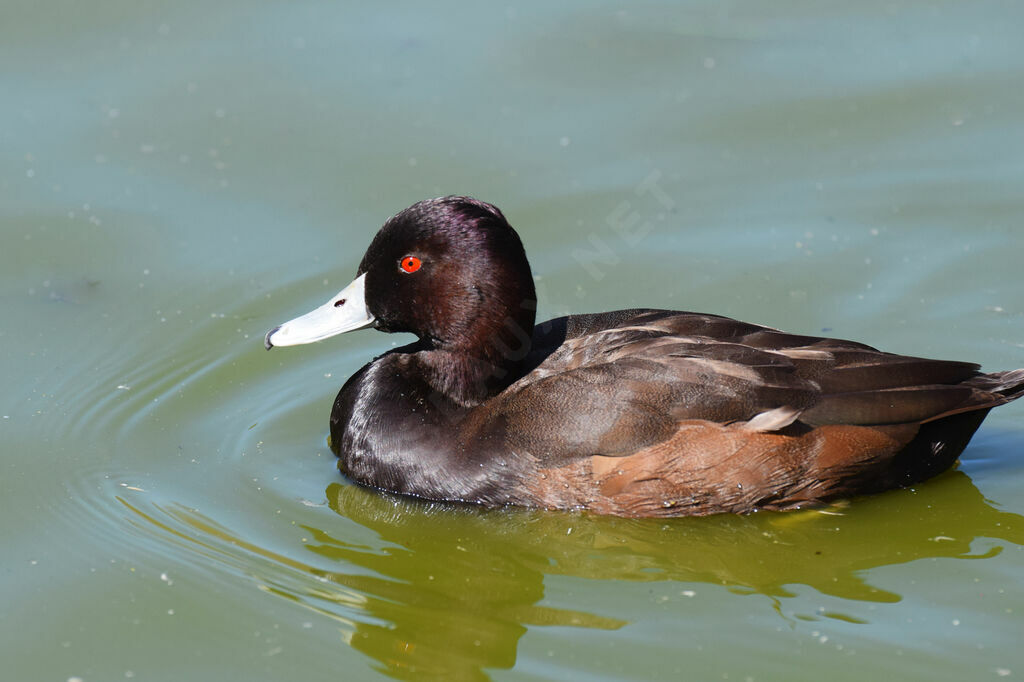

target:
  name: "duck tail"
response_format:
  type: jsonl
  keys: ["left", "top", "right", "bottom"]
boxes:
{"left": 966, "top": 368, "right": 1024, "bottom": 402}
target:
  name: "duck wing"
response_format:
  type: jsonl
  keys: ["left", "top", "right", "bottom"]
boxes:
{"left": 481, "top": 309, "right": 988, "bottom": 464}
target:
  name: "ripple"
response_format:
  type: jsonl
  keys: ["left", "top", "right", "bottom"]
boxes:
{"left": 40, "top": 272, "right": 376, "bottom": 578}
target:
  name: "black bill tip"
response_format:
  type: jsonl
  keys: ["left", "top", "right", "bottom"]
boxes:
{"left": 264, "top": 326, "right": 281, "bottom": 350}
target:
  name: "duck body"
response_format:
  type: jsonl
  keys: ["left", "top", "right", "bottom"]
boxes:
{"left": 266, "top": 197, "right": 1024, "bottom": 517}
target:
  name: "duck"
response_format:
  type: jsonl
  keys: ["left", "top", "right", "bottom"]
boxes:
{"left": 265, "top": 196, "right": 1024, "bottom": 517}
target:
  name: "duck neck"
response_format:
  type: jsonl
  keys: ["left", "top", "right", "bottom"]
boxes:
{"left": 425, "top": 292, "right": 537, "bottom": 406}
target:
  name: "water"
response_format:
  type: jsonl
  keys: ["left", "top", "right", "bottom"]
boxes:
{"left": 2, "top": 1, "right": 1023, "bottom": 680}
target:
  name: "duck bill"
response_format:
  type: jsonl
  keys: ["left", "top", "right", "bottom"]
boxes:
{"left": 264, "top": 273, "right": 374, "bottom": 349}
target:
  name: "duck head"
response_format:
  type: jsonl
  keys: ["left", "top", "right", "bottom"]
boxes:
{"left": 265, "top": 196, "right": 538, "bottom": 370}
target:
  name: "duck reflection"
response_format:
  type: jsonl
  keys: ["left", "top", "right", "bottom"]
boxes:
{"left": 307, "top": 468, "right": 1023, "bottom": 680}
{"left": 305, "top": 483, "right": 625, "bottom": 680}
{"left": 121, "top": 462, "right": 1022, "bottom": 681}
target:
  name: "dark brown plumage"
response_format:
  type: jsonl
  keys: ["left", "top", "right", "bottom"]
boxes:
{"left": 265, "top": 197, "right": 1024, "bottom": 517}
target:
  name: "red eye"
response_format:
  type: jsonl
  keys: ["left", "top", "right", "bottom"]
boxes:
{"left": 400, "top": 256, "right": 422, "bottom": 273}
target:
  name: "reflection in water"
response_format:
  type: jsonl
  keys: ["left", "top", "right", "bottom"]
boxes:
{"left": 120, "top": 470, "right": 1023, "bottom": 681}
{"left": 311, "top": 485, "right": 627, "bottom": 681}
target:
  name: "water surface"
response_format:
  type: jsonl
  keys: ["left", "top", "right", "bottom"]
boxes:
{"left": 2, "top": 1, "right": 1023, "bottom": 680}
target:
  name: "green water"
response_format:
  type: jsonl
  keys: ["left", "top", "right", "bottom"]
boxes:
{"left": 3, "top": 1, "right": 1023, "bottom": 680}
